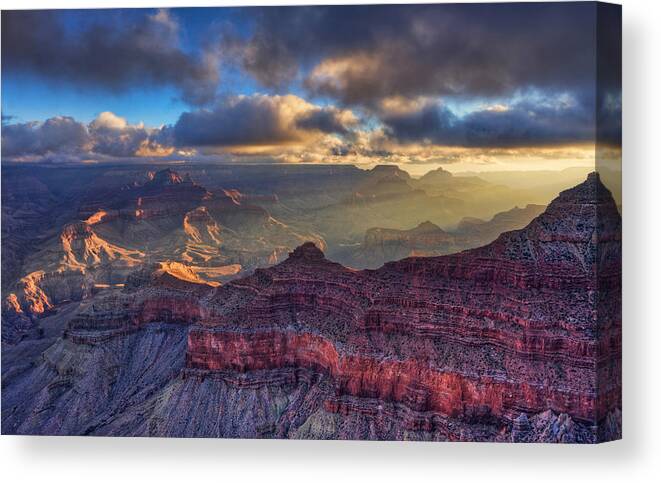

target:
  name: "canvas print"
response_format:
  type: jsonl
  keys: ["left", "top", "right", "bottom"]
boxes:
{"left": 1, "top": 3, "right": 621, "bottom": 442}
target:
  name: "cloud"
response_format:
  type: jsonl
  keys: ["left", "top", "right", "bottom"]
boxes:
{"left": 1, "top": 108, "right": 599, "bottom": 171}
{"left": 88, "top": 111, "right": 174, "bottom": 157}
{"left": 172, "top": 94, "right": 357, "bottom": 151}
{"left": 1, "top": 112, "right": 173, "bottom": 160}
{"left": 597, "top": 91, "right": 622, "bottom": 147}
{"left": 90, "top": 111, "right": 130, "bottom": 131}
{"left": 380, "top": 93, "right": 595, "bottom": 148}
{"left": 232, "top": 3, "right": 603, "bottom": 107}
{"left": 1, "top": 98, "right": 357, "bottom": 162}
{"left": 295, "top": 107, "right": 357, "bottom": 135}
{"left": 1, "top": 117, "right": 91, "bottom": 157}
{"left": 1, "top": 9, "right": 219, "bottom": 105}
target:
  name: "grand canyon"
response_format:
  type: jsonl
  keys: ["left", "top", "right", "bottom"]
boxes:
{"left": 1, "top": 163, "right": 621, "bottom": 442}
{"left": 1, "top": 4, "right": 621, "bottom": 443}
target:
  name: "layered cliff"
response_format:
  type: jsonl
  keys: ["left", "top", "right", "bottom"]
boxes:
{"left": 187, "top": 174, "right": 620, "bottom": 440}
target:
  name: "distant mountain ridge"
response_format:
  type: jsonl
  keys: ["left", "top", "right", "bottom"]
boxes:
{"left": 331, "top": 203, "right": 547, "bottom": 269}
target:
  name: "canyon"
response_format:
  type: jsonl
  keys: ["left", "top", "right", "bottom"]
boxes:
{"left": 1, "top": 167, "right": 323, "bottom": 338}
{"left": 1, "top": 171, "right": 621, "bottom": 442}
{"left": 2, "top": 164, "right": 564, "bottom": 341}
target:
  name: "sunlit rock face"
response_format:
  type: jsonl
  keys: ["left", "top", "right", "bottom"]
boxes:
{"left": 1, "top": 174, "right": 621, "bottom": 442}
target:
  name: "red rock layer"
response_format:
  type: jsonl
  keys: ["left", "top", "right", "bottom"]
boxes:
{"left": 186, "top": 329, "right": 604, "bottom": 423}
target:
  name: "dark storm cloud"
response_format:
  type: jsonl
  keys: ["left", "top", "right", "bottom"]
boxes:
{"left": 1, "top": 10, "right": 219, "bottom": 105}
{"left": 235, "top": 3, "right": 600, "bottom": 105}
{"left": 596, "top": 92, "right": 622, "bottom": 147}
{"left": 173, "top": 96, "right": 296, "bottom": 147}
{"left": 172, "top": 95, "right": 355, "bottom": 148}
{"left": 382, "top": 99, "right": 595, "bottom": 148}
{"left": 597, "top": 4, "right": 622, "bottom": 147}
{"left": 294, "top": 108, "right": 353, "bottom": 135}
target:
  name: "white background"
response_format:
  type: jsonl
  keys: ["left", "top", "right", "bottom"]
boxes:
{"left": 1, "top": 0, "right": 659, "bottom": 481}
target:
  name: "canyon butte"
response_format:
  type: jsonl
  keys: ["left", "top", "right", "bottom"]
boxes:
{"left": 1, "top": 168, "right": 621, "bottom": 442}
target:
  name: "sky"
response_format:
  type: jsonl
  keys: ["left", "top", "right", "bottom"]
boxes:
{"left": 1, "top": 3, "right": 621, "bottom": 173}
